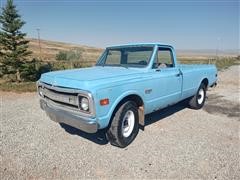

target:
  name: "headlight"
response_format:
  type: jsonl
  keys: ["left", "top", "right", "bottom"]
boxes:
{"left": 80, "top": 97, "right": 89, "bottom": 111}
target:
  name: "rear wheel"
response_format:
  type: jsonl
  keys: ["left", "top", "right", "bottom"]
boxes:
{"left": 189, "top": 83, "right": 207, "bottom": 109}
{"left": 106, "top": 101, "right": 139, "bottom": 148}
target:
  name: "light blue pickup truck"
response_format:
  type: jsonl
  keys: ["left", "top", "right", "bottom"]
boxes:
{"left": 37, "top": 43, "right": 217, "bottom": 147}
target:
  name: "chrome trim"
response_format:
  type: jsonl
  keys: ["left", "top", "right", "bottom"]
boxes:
{"left": 77, "top": 93, "right": 95, "bottom": 115}
{"left": 46, "top": 97, "right": 95, "bottom": 118}
{"left": 43, "top": 88, "right": 78, "bottom": 106}
{"left": 37, "top": 81, "right": 96, "bottom": 117}
{"left": 40, "top": 99, "right": 98, "bottom": 133}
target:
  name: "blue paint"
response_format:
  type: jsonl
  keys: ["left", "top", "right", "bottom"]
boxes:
{"left": 39, "top": 43, "right": 217, "bottom": 129}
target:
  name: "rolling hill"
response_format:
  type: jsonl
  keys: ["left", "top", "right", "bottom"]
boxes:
{"left": 27, "top": 38, "right": 238, "bottom": 62}
{"left": 27, "top": 38, "right": 103, "bottom": 61}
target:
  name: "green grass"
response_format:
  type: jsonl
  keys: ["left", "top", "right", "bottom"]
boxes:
{"left": 0, "top": 82, "right": 37, "bottom": 93}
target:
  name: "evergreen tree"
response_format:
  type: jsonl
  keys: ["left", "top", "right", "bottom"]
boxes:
{"left": 0, "top": 0, "right": 31, "bottom": 81}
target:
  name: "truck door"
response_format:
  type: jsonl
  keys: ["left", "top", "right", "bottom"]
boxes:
{"left": 151, "top": 47, "right": 182, "bottom": 109}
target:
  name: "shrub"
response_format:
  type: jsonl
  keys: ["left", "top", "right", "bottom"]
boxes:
{"left": 55, "top": 48, "right": 83, "bottom": 61}
{"left": 1, "top": 57, "right": 94, "bottom": 83}
{"left": 19, "top": 59, "right": 52, "bottom": 82}
{"left": 20, "top": 59, "right": 39, "bottom": 81}
{"left": 56, "top": 51, "right": 67, "bottom": 61}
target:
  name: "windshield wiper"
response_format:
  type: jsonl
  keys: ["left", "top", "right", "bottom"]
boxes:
{"left": 97, "top": 64, "right": 128, "bottom": 68}
{"left": 96, "top": 63, "right": 104, "bottom": 67}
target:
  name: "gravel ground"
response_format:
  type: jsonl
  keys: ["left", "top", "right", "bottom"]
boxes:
{"left": 1, "top": 66, "right": 239, "bottom": 179}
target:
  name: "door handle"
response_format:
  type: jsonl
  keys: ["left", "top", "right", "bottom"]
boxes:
{"left": 175, "top": 71, "right": 182, "bottom": 77}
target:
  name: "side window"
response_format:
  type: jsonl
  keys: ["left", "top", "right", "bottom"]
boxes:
{"left": 156, "top": 48, "right": 174, "bottom": 68}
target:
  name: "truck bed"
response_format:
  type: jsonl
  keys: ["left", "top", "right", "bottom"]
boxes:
{"left": 179, "top": 64, "right": 217, "bottom": 100}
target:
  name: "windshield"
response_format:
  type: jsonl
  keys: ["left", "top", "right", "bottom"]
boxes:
{"left": 96, "top": 46, "right": 154, "bottom": 68}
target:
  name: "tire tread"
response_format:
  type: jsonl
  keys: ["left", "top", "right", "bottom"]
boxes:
{"left": 107, "top": 101, "right": 139, "bottom": 148}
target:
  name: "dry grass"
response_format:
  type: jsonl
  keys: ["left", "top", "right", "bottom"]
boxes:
{"left": 1, "top": 38, "right": 238, "bottom": 93}
{"left": 27, "top": 38, "right": 103, "bottom": 61}
{"left": 0, "top": 82, "right": 37, "bottom": 93}
{"left": 1, "top": 57, "right": 238, "bottom": 93}
{"left": 179, "top": 57, "right": 240, "bottom": 70}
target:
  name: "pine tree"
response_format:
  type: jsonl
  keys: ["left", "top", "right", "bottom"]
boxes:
{"left": 0, "top": 0, "right": 31, "bottom": 82}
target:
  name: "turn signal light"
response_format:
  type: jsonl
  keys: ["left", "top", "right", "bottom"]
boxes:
{"left": 100, "top": 98, "right": 109, "bottom": 106}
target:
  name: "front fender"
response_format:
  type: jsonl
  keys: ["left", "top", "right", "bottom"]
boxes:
{"left": 96, "top": 90, "right": 145, "bottom": 129}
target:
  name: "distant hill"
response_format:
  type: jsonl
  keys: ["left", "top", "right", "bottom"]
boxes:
{"left": 27, "top": 38, "right": 103, "bottom": 61}
{"left": 176, "top": 49, "right": 239, "bottom": 59}
{"left": 27, "top": 38, "right": 239, "bottom": 61}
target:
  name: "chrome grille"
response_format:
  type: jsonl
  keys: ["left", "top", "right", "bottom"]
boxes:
{"left": 38, "top": 81, "right": 95, "bottom": 116}
{"left": 43, "top": 87, "right": 79, "bottom": 107}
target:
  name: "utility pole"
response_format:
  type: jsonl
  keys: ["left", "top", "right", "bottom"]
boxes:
{"left": 36, "top": 28, "right": 42, "bottom": 60}
{"left": 0, "top": 0, "right": 3, "bottom": 24}
{"left": 216, "top": 37, "right": 221, "bottom": 60}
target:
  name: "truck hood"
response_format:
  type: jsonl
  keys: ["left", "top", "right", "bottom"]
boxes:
{"left": 40, "top": 66, "right": 144, "bottom": 90}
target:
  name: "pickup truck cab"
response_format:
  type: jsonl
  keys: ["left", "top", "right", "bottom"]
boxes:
{"left": 38, "top": 43, "right": 217, "bottom": 147}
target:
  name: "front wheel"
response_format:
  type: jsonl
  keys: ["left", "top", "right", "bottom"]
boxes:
{"left": 106, "top": 101, "right": 139, "bottom": 148}
{"left": 189, "top": 83, "right": 207, "bottom": 109}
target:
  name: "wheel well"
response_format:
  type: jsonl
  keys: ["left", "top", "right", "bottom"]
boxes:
{"left": 121, "top": 94, "right": 144, "bottom": 107}
{"left": 113, "top": 94, "right": 144, "bottom": 113}
{"left": 108, "top": 94, "right": 144, "bottom": 129}
{"left": 201, "top": 78, "right": 209, "bottom": 88}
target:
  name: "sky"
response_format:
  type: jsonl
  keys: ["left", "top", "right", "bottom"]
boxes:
{"left": 0, "top": 0, "right": 239, "bottom": 49}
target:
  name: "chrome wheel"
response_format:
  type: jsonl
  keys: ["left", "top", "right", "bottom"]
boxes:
{"left": 121, "top": 110, "right": 135, "bottom": 138}
{"left": 197, "top": 88, "right": 204, "bottom": 104}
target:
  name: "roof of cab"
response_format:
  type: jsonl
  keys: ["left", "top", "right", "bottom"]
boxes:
{"left": 107, "top": 43, "right": 174, "bottom": 49}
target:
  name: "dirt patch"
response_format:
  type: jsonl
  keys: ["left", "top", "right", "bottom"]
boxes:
{"left": 204, "top": 94, "right": 240, "bottom": 119}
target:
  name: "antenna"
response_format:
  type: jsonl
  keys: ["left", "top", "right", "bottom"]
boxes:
{"left": 36, "top": 28, "right": 42, "bottom": 60}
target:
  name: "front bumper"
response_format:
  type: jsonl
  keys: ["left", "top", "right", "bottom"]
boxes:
{"left": 40, "top": 99, "right": 98, "bottom": 133}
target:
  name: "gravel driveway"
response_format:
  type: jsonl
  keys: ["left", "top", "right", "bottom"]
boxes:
{"left": 1, "top": 66, "right": 239, "bottom": 179}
